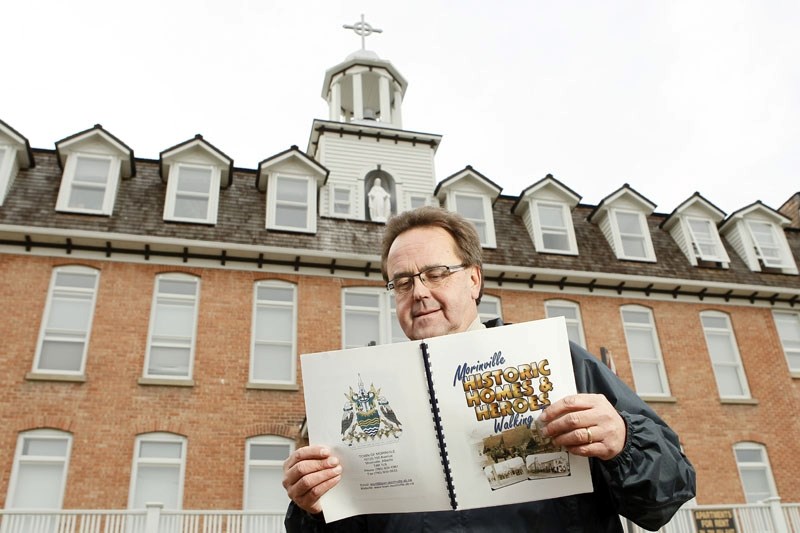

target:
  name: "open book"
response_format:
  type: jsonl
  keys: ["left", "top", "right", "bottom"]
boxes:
{"left": 300, "top": 317, "right": 593, "bottom": 522}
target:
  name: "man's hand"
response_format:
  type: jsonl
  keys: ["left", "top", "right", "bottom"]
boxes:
{"left": 282, "top": 445, "right": 342, "bottom": 515}
{"left": 538, "top": 394, "right": 626, "bottom": 461}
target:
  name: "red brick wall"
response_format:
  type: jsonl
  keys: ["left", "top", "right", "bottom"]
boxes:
{"left": 2, "top": 254, "right": 799, "bottom": 509}
{"left": 490, "top": 287, "right": 800, "bottom": 504}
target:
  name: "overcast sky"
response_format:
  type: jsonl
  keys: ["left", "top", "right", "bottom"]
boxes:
{"left": 4, "top": 1, "right": 799, "bottom": 216}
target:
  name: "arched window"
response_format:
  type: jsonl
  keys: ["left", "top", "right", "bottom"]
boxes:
{"left": 33, "top": 265, "right": 99, "bottom": 376}
{"left": 699, "top": 311, "right": 750, "bottom": 399}
{"left": 545, "top": 300, "right": 586, "bottom": 348}
{"left": 478, "top": 294, "right": 502, "bottom": 323}
{"left": 128, "top": 432, "right": 186, "bottom": 510}
{"left": 6, "top": 429, "right": 72, "bottom": 510}
{"left": 620, "top": 305, "right": 670, "bottom": 396}
{"left": 144, "top": 273, "right": 200, "bottom": 380}
{"left": 342, "top": 288, "right": 405, "bottom": 348}
{"left": 733, "top": 442, "right": 778, "bottom": 503}
{"left": 251, "top": 280, "right": 297, "bottom": 385}
{"left": 772, "top": 310, "right": 800, "bottom": 373}
{"left": 243, "top": 436, "right": 295, "bottom": 512}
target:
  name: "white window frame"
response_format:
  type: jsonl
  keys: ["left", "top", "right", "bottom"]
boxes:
{"left": 620, "top": 305, "right": 670, "bottom": 396}
{"left": 478, "top": 294, "right": 502, "bottom": 323}
{"left": 733, "top": 442, "right": 778, "bottom": 503}
{"left": 342, "top": 288, "right": 405, "bottom": 348}
{"left": 331, "top": 185, "right": 354, "bottom": 217}
{"left": 0, "top": 144, "right": 17, "bottom": 205}
{"left": 700, "top": 311, "right": 751, "bottom": 399}
{"left": 55, "top": 153, "right": 121, "bottom": 215}
{"left": 143, "top": 273, "right": 200, "bottom": 380}
{"left": 611, "top": 208, "right": 656, "bottom": 261}
{"left": 532, "top": 201, "right": 578, "bottom": 255}
{"left": 771, "top": 311, "right": 800, "bottom": 374}
{"left": 685, "top": 216, "right": 727, "bottom": 263}
{"left": 747, "top": 220, "right": 791, "bottom": 269}
{"left": 5, "top": 429, "right": 72, "bottom": 511}
{"left": 32, "top": 266, "right": 100, "bottom": 376}
{"left": 545, "top": 299, "right": 586, "bottom": 348}
{"left": 267, "top": 174, "right": 316, "bottom": 233}
{"left": 128, "top": 432, "right": 187, "bottom": 510}
{"left": 250, "top": 280, "right": 297, "bottom": 386}
{"left": 453, "top": 192, "right": 496, "bottom": 248}
{"left": 164, "top": 162, "right": 220, "bottom": 224}
{"left": 243, "top": 436, "right": 295, "bottom": 512}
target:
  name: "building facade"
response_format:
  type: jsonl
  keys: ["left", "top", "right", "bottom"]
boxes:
{"left": 1, "top": 37, "right": 800, "bottom": 532}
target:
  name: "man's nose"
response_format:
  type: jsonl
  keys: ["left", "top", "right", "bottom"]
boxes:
{"left": 410, "top": 275, "right": 432, "bottom": 298}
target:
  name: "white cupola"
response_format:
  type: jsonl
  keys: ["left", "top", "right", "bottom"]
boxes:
{"left": 321, "top": 15, "right": 408, "bottom": 128}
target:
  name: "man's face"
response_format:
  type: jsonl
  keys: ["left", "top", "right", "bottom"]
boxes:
{"left": 386, "top": 226, "right": 482, "bottom": 340}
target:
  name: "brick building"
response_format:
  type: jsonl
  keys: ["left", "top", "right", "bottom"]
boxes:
{"left": 1, "top": 37, "right": 799, "bottom": 532}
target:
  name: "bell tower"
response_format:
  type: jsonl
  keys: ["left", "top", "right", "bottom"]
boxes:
{"left": 322, "top": 15, "right": 406, "bottom": 128}
{"left": 310, "top": 15, "right": 440, "bottom": 222}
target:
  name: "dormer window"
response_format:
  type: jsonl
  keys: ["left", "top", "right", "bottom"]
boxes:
{"left": 747, "top": 220, "right": 789, "bottom": 269}
{"left": 0, "top": 145, "right": 14, "bottom": 204}
{"left": 269, "top": 174, "right": 315, "bottom": 231}
{"left": 258, "top": 146, "right": 328, "bottom": 234}
{"left": 0, "top": 119, "right": 34, "bottom": 206}
{"left": 435, "top": 166, "right": 502, "bottom": 249}
{"left": 455, "top": 193, "right": 492, "bottom": 245}
{"left": 615, "top": 209, "right": 652, "bottom": 260}
{"left": 535, "top": 202, "right": 576, "bottom": 254}
{"left": 687, "top": 217, "right": 726, "bottom": 262}
{"left": 513, "top": 174, "right": 581, "bottom": 256}
{"left": 54, "top": 125, "right": 134, "bottom": 216}
{"left": 164, "top": 163, "right": 219, "bottom": 223}
{"left": 588, "top": 185, "right": 657, "bottom": 262}
{"left": 159, "top": 134, "right": 233, "bottom": 226}
{"left": 662, "top": 193, "right": 730, "bottom": 268}
{"left": 719, "top": 201, "right": 797, "bottom": 274}
{"left": 57, "top": 154, "right": 119, "bottom": 214}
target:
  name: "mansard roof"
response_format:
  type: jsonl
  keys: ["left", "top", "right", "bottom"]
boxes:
{"left": 2, "top": 150, "right": 799, "bottom": 305}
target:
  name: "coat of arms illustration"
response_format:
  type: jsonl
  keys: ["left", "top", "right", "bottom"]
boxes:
{"left": 340, "top": 374, "right": 403, "bottom": 445}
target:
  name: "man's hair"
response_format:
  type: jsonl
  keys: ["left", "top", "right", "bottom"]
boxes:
{"left": 381, "top": 206, "right": 484, "bottom": 303}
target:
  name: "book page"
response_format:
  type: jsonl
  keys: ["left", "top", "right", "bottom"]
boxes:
{"left": 301, "top": 340, "right": 453, "bottom": 522}
{"left": 426, "top": 317, "right": 593, "bottom": 510}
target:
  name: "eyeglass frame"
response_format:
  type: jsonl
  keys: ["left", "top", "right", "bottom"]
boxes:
{"left": 386, "top": 264, "right": 469, "bottom": 294}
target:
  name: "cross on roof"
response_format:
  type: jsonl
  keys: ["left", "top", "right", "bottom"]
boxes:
{"left": 343, "top": 14, "right": 383, "bottom": 50}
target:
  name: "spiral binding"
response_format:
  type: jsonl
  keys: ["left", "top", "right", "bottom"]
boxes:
{"left": 420, "top": 341, "right": 458, "bottom": 510}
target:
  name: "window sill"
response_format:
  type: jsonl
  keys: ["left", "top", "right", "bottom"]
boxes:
{"left": 266, "top": 225, "right": 316, "bottom": 234}
{"left": 26, "top": 372, "right": 86, "bottom": 383}
{"left": 247, "top": 382, "right": 299, "bottom": 391}
{"left": 790, "top": 371, "right": 800, "bottom": 379}
{"left": 138, "top": 377, "right": 195, "bottom": 387}
{"left": 720, "top": 398, "right": 759, "bottom": 405}
{"left": 640, "top": 395, "right": 677, "bottom": 403}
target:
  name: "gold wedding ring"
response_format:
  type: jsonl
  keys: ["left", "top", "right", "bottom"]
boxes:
{"left": 586, "top": 427, "right": 593, "bottom": 444}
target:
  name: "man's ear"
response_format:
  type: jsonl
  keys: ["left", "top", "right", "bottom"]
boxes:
{"left": 469, "top": 265, "right": 482, "bottom": 300}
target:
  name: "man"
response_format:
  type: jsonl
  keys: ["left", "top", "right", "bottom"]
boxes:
{"left": 284, "top": 206, "right": 696, "bottom": 532}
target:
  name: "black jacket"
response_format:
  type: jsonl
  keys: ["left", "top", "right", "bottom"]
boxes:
{"left": 286, "top": 321, "right": 696, "bottom": 532}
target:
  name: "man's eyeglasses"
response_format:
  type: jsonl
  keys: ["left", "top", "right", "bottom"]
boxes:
{"left": 386, "top": 264, "right": 467, "bottom": 294}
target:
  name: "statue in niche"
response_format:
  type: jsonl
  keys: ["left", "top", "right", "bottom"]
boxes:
{"left": 368, "top": 178, "right": 392, "bottom": 222}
